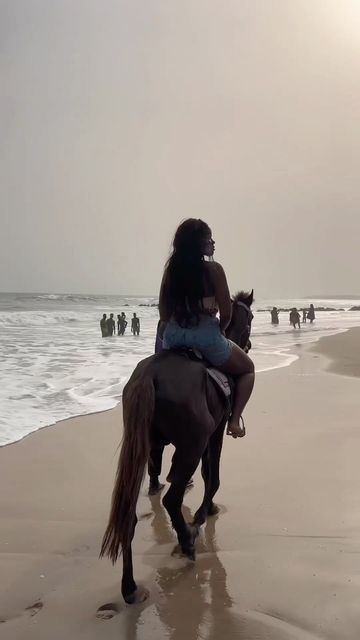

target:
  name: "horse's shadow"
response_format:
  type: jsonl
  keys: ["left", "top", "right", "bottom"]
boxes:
{"left": 98, "top": 496, "right": 310, "bottom": 640}
{"left": 143, "top": 497, "right": 305, "bottom": 640}
{"left": 144, "top": 494, "right": 237, "bottom": 640}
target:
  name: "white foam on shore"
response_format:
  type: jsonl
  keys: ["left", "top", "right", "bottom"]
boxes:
{"left": 1, "top": 293, "right": 360, "bottom": 446}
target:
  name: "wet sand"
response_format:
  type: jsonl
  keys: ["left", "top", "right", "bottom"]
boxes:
{"left": 1, "top": 330, "right": 360, "bottom": 639}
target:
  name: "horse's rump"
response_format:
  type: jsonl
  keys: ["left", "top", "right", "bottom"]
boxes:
{"left": 152, "top": 351, "right": 216, "bottom": 443}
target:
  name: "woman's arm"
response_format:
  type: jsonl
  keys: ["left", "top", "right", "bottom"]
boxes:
{"left": 208, "top": 262, "right": 232, "bottom": 333}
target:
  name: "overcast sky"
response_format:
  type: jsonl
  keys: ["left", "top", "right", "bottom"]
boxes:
{"left": 1, "top": 1, "right": 359, "bottom": 297}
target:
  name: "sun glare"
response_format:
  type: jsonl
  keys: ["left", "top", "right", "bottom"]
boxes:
{"left": 328, "top": 0, "right": 360, "bottom": 44}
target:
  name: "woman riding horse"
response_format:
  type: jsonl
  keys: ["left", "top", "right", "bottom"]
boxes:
{"left": 100, "top": 219, "right": 255, "bottom": 604}
{"left": 159, "top": 218, "right": 254, "bottom": 437}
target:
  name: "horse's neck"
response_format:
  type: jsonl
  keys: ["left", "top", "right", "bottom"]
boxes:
{"left": 227, "top": 302, "right": 251, "bottom": 348}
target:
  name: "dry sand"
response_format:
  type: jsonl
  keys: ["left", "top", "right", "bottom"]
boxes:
{"left": 1, "top": 329, "right": 360, "bottom": 639}
{"left": 312, "top": 327, "right": 360, "bottom": 378}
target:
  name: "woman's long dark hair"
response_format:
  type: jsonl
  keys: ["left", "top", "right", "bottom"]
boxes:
{"left": 162, "top": 218, "right": 211, "bottom": 326}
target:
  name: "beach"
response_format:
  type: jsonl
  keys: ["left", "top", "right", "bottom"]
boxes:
{"left": 312, "top": 327, "right": 360, "bottom": 378}
{"left": 1, "top": 328, "right": 360, "bottom": 639}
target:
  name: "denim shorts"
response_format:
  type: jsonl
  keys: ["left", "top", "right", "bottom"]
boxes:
{"left": 163, "top": 316, "right": 232, "bottom": 366}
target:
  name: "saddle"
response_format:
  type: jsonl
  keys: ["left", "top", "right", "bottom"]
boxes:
{"left": 171, "top": 347, "right": 233, "bottom": 401}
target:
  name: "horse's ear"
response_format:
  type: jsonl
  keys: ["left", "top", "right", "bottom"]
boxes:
{"left": 247, "top": 289, "right": 254, "bottom": 306}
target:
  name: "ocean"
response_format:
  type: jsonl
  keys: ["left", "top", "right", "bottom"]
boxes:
{"left": 1, "top": 292, "right": 360, "bottom": 446}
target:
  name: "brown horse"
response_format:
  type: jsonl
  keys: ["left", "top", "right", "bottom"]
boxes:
{"left": 100, "top": 290, "right": 254, "bottom": 604}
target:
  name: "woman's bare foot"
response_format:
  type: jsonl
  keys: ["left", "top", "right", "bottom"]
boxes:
{"left": 226, "top": 416, "right": 246, "bottom": 438}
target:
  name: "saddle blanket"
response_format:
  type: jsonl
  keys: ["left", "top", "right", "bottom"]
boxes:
{"left": 207, "top": 367, "right": 232, "bottom": 398}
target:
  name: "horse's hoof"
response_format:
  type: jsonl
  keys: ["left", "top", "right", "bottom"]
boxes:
{"left": 189, "top": 523, "right": 200, "bottom": 542}
{"left": 208, "top": 502, "right": 220, "bottom": 516}
{"left": 124, "top": 586, "right": 149, "bottom": 605}
{"left": 184, "top": 546, "right": 196, "bottom": 561}
{"left": 180, "top": 523, "right": 199, "bottom": 560}
{"left": 148, "top": 482, "right": 165, "bottom": 496}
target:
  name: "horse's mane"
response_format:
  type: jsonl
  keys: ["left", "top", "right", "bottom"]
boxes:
{"left": 233, "top": 290, "right": 253, "bottom": 305}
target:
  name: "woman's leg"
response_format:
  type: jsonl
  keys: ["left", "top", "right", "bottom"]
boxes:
{"left": 216, "top": 342, "right": 255, "bottom": 438}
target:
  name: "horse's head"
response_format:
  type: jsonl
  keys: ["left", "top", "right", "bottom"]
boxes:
{"left": 226, "top": 289, "right": 254, "bottom": 352}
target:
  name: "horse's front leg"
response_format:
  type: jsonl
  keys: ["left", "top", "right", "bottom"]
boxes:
{"left": 121, "top": 516, "right": 149, "bottom": 604}
{"left": 162, "top": 449, "right": 201, "bottom": 560}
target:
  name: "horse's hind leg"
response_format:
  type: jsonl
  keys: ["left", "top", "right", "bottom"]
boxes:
{"left": 148, "top": 441, "right": 165, "bottom": 495}
{"left": 162, "top": 447, "right": 203, "bottom": 559}
{"left": 121, "top": 516, "right": 149, "bottom": 604}
{"left": 193, "top": 419, "right": 226, "bottom": 527}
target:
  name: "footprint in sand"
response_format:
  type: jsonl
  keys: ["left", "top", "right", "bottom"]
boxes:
{"left": 0, "top": 600, "right": 43, "bottom": 625}
{"left": 96, "top": 603, "right": 120, "bottom": 620}
{"left": 25, "top": 601, "right": 44, "bottom": 617}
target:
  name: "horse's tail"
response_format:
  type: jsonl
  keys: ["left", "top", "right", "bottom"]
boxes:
{"left": 100, "top": 370, "right": 155, "bottom": 564}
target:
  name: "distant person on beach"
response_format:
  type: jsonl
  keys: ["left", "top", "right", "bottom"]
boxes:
{"left": 106, "top": 313, "right": 115, "bottom": 336}
{"left": 117, "top": 314, "right": 121, "bottom": 335}
{"left": 100, "top": 313, "right": 108, "bottom": 337}
{"left": 270, "top": 306, "right": 279, "bottom": 325}
{"left": 307, "top": 304, "right": 315, "bottom": 323}
{"left": 289, "top": 308, "right": 300, "bottom": 329}
{"left": 302, "top": 309, "right": 307, "bottom": 323}
{"left": 131, "top": 312, "right": 140, "bottom": 336}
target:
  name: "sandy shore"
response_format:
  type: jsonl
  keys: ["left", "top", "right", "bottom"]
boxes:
{"left": 1, "top": 329, "right": 360, "bottom": 639}
{"left": 311, "top": 327, "right": 360, "bottom": 378}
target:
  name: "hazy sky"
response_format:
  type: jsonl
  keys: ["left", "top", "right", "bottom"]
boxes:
{"left": 1, "top": 1, "right": 359, "bottom": 297}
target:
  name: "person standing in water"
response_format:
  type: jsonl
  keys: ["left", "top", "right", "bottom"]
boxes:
{"left": 131, "top": 313, "right": 140, "bottom": 336}
{"left": 270, "top": 306, "right": 279, "bottom": 325}
{"left": 307, "top": 304, "right": 315, "bottom": 323}
{"left": 100, "top": 313, "right": 108, "bottom": 337}
{"left": 117, "top": 314, "right": 122, "bottom": 336}
{"left": 289, "top": 308, "right": 300, "bottom": 329}
{"left": 119, "top": 312, "right": 128, "bottom": 335}
{"left": 106, "top": 313, "right": 115, "bottom": 336}
{"left": 302, "top": 308, "right": 307, "bottom": 323}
